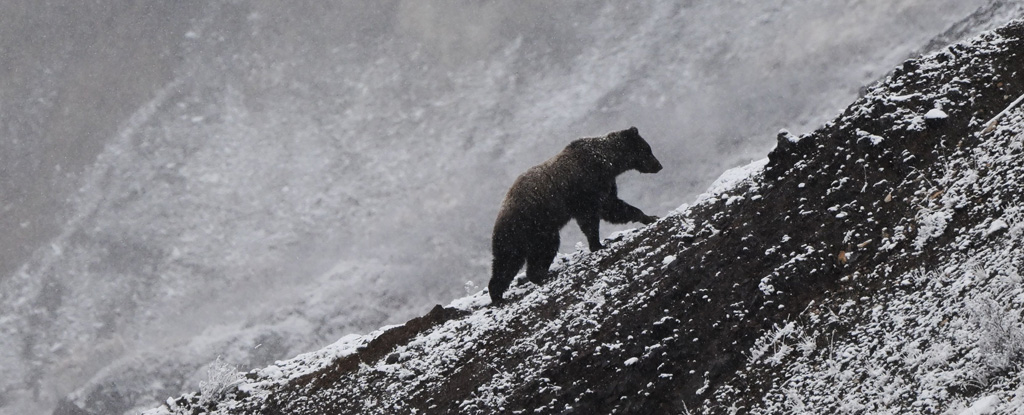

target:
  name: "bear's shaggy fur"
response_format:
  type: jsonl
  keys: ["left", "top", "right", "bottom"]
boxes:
{"left": 489, "top": 127, "right": 662, "bottom": 303}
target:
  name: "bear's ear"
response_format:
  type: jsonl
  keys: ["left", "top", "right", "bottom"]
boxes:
{"left": 621, "top": 126, "right": 640, "bottom": 140}
{"left": 619, "top": 126, "right": 640, "bottom": 141}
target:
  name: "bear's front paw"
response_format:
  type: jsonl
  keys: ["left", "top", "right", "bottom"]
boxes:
{"left": 588, "top": 242, "right": 606, "bottom": 252}
{"left": 640, "top": 215, "right": 659, "bottom": 225}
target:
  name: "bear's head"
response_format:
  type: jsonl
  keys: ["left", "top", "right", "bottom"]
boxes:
{"left": 615, "top": 126, "right": 663, "bottom": 174}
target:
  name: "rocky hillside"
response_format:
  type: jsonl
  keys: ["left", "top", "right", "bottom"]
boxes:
{"left": 138, "top": 18, "right": 1024, "bottom": 415}
{"left": 16, "top": 3, "right": 1009, "bottom": 413}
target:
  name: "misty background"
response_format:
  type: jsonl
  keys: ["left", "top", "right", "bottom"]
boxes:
{"left": 1, "top": 1, "right": 1019, "bottom": 414}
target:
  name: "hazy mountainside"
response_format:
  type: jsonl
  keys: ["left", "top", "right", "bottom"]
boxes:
{"left": 2, "top": 1, "right": 1022, "bottom": 414}
{"left": 147, "top": 18, "right": 1024, "bottom": 414}
{"left": 0, "top": 1, "right": 204, "bottom": 280}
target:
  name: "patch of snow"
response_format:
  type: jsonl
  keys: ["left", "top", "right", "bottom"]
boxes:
{"left": 925, "top": 108, "right": 948, "bottom": 120}
{"left": 692, "top": 158, "right": 769, "bottom": 206}
{"left": 891, "top": 93, "right": 922, "bottom": 102}
{"left": 914, "top": 210, "right": 952, "bottom": 250}
{"left": 759, "top": 276, "right": 776, "bottom": 296}
{"left": 448, "top": 289, "right": 492, "bottom": 311}
{"left": 959, "top": 395, "right": 1000, "bottom": 415}
{"left": 779, "top": 129, "right": 801, "bottom": 143}
{"left": 984, "top": 219, "right": 1008, "bottom": 238}
{"left": 856, "top": 129, "right": 885, "bottom": 146}
{"left": 908, "top": 115, "right": 927, "bottom": 131}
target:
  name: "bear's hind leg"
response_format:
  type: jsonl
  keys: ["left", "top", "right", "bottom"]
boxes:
{"left": 526, "top": 232, "right": 560, "bottom": 286}
{"left": 489, "top": 253, "right": 525, "bottom": 303}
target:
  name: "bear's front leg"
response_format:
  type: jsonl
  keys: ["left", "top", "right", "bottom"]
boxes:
{"left": 603, "top": 198, "right": 658, "bottom": 225}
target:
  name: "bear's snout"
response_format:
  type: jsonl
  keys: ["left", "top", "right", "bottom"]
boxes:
{"left": 640, "top": 157, "right": 663, "bottom": 173}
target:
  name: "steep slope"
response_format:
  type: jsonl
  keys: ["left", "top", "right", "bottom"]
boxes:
{"left": 144, "top": 19, "right": 1024, "bottom": 414}
{"left": 714, "top": 20, "right": 1024, "bottom": 415}
{"left": 7, "top": 2, "right": 1015, "bottom": 415}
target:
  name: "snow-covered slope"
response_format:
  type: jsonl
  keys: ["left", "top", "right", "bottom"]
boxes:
{"left": 144, "top": 18, "right": 1024, "bottom": 415}
{"left": 3, "top": 2, "right": 1022, "bottom": 415}
{"left": 716, "top": 21, "right": 1024, "bottom": 414}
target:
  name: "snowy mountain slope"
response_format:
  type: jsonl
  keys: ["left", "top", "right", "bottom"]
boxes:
{"left": 144, "top": 18, "right": 1024, "bottom": 415}
{"left": 715, "top": 21, "right": 1024, "bottom": 415}
{"left": 3, "top": 2, "right": 1021, "bottom": 415}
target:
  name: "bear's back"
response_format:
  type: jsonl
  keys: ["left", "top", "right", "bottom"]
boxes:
{"left": 495, "top": 138, "right": 615, "bottom": 228}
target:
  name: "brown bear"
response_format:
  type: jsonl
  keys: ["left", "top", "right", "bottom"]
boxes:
{"left": 489, "top": 127, "right": 662, "bottom": 303}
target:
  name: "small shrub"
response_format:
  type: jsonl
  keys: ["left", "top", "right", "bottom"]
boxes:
{"left": 967, "top": 295, "right": 1024, "bottom": 371}
{"left": 198, "top": 357, "right": 241, "bottom": 407}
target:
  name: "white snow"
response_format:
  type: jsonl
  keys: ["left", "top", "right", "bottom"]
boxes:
{"left": 856, "top": 129, "right": 885, "bottom": 145}
{"left": 985, "top": 219, "right": 1009, "bottom": 238}
{"left": 696, "top": 21, "right": 1024, "bottom": 414}
{"left": 692, "top": 158, "right": 769, "bottom": 207}
{"left": 925, "top": 107, "right": 948, "bottom": 120}
{"left": 959, "top": 395, "right": 1000, "bottom": 415}
{"left": 891, "top": 93, "right": 922, "bottom": 102}
{"left": 914, "top": 209, "right": 952, "bottom": 250}
{"left": 779, "top": 129, "right": 802, "bottom": 143}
